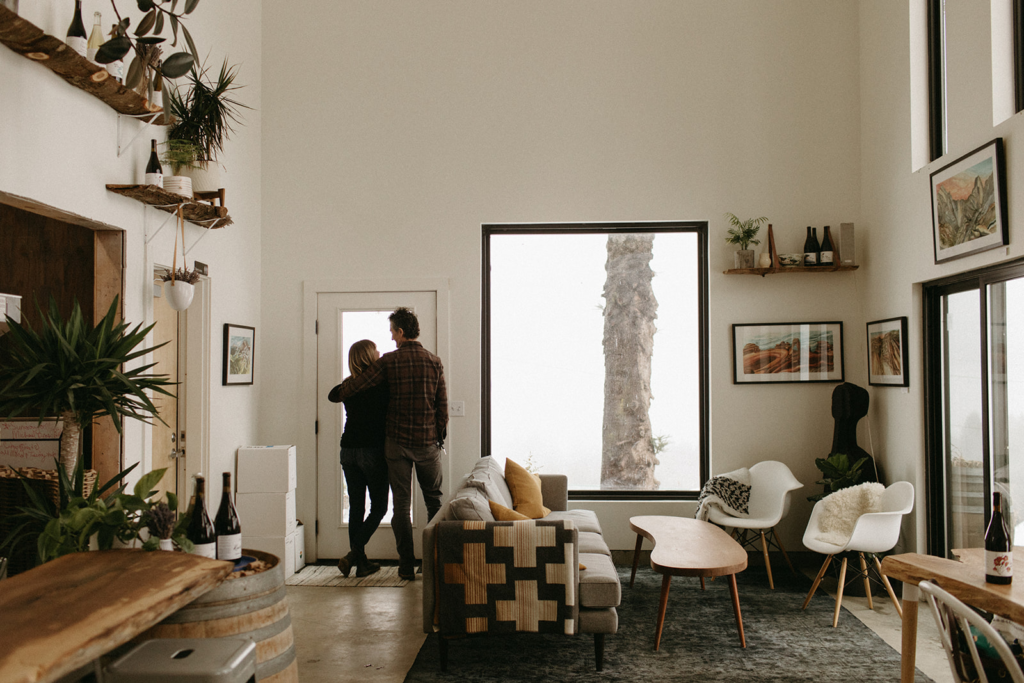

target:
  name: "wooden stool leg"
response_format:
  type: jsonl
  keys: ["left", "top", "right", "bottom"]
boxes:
{"left": 760, "top": 530, "right": 774, "bottom": 589}
{"left": 802, "top": 555, "right": 833, "bottom": 610}
{"left": 859, "top": 553, "right": 874, "bottom": 609}
{"left": 772, "top": 526, "right": 796, "bottom": 573}
{"left": 728, "top": 574, "right": 746, "bottom": 648}
{"left": 655, "top": 574, "right": 672, "bottom": 651}
{"left": 874, "top": 556, "right": 903, "bottom": 618}
{"left": 833, "top": 556, "right": 848, "bottom": 627}
{"left": 630, "top": 534, "right": 643, "bottom": 588}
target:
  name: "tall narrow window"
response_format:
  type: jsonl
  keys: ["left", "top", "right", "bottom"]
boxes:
{"left": 1015, "top": 0, "right": 1024, "bottom": 112}
{"left": 928, "top": 0, "right": 947, "bottom": 160}
{"left": 482, "top": 223, "right": 709, "bottom": 499}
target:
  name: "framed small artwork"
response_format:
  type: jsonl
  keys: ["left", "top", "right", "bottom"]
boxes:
{"left": 223, "top": 323, "right": 255, "bottom": 385}
{"left": 930, "top": 138, "right": 1009, "bottom": 263}
{"left": 732, "top": 322, "right": 844, "bottom": 384}
{"left": 867, "top": 317, "right": 909, "bottom": 387}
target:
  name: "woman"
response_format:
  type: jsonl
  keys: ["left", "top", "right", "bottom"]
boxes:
{"left": 330, "top": 339, "right": 390, "bottom": 577}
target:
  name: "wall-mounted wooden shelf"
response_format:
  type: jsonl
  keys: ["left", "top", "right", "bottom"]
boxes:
{"left": 106, "top": 185, "right": 233, "bottom": 228}
{"left": 724, "top": 265, "right": 859, "bottom": 276}
{"left": 0, "top": 5, "right": 168, "bottom": 122}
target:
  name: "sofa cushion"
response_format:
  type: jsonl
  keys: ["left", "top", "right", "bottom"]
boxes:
{"left": 464, "top": 456, "right": 515, "bottom": 509}
{"left": 447, "top": 485, "right": 494, "bottom": 521}
{"left": 578, "top": 531, "right": 610, "bottom": 556}
{"left": 488, "top": 499, "right": 529, "bottom": 521}
{"left": 579, "top": 553, "right": 620, "bottom": 608}
{"left": 545, "top": 509, "right": 603, "bottom": 535}
{"left": 505, "top": 458, "right": 551, "bottom": 519}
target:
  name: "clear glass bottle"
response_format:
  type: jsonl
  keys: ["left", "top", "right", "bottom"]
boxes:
{"left": 87, "top": 11, "right": 103, "bottom": 64}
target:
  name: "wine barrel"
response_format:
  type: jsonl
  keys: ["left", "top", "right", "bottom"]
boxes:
{"left": 137, "top": 549, "right": 298, "bottom": 682}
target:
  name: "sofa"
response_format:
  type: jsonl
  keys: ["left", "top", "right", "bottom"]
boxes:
{"left": 422, "top": 456, "right": 620, "bottom": 671}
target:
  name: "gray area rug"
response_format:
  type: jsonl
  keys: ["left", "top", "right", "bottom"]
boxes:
{"left": 286, "top": 564, "right": 409, "bottom": 587}
{"left": 405, "top": 563, "right": 933, "bottom": 682}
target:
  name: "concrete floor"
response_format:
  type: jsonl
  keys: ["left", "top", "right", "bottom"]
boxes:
{"left": 287, "top": 559, "right": 954, "bottom": 683}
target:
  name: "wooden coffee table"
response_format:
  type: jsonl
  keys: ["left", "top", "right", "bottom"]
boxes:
{"left": 629, "top": 515, "right": 749, "bottom": 650}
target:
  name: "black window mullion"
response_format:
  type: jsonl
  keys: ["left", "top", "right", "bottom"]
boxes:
{"left": 1015, "top": 0, "right": 1024, "bottom": 113}
{"left": 928, "top": 0, "right": 945, "bottom": 161}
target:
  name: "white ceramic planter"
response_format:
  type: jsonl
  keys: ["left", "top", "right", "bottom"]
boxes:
{"left": 164, "top": 281, "right": 195, "bottom": 311}
{"left": 182, "top": 162, "right": 222, "bottom": 193}
{"left": 163, "top": 175, "right": 193, "bottom": 198}
{"left": 159, "top": 538, "right": 174, "bottom": 551}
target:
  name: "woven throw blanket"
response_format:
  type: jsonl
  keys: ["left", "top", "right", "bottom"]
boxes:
{"left": 816, "top": 482, "right": 885, "bottom": 546}
{"left": 436, "top": 520, "right": 579, "bottom": 637}
{"left": 694, "top": 468, "right": 751, "bottom": 521}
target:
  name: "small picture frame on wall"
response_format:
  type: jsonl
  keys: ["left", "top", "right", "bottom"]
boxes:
{"left": 732, "top": 322, "right": 844, "bottom": 384}
{"left": 867, "top": 317, "right": 909, "bottom": 387}
{"left": 930, "top": 138, "right": 1009, "bottom": 263}
{"left": 223, "top": 323, "right": 255, "bottom": 385}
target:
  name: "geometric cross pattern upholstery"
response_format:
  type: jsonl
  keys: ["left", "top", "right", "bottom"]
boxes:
{"left": 437, "top": 520, "right": 579, "bottom": 636}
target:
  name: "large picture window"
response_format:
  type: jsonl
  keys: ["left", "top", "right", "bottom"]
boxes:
{"left": 482, "top": 222, "right": 709, "bottom": 499}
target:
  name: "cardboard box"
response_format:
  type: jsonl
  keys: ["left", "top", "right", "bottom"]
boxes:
{"left": 237, "top": 445, "right": 297, "bottom": 493}
{"left": 294, "top": 522, "right": 305, "bottom": 572}
{"left": 244, "top": 533, "right": 295, "bottom": 578}
{"left": 237, "top": 490, "right": 297, "bottom": 537}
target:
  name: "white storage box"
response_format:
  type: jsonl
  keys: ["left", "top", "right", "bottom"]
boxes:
{"left": 294, "top": 522, "right": 305, "bottom": 572}
{"left": 236, "top": 445, "right": 296, "bottom": 493}
{"left": 244, "top": 533, "right": 295, "bottom": 578}
{"left": 236, "top": 490, "right": 297, "bottom": 537}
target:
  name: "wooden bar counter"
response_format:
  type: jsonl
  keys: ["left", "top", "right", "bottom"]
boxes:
{"left": 0, "top": 549, "right": 233, "bottom": 683}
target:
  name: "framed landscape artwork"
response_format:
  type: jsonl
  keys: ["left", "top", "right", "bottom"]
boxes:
{"left": 867, "top": 317, "right": 909, "bottom": 387}
{"left": 930, "top": 138, "right": 1008, "bottom": 263}
{"left": 223, "top": 323, "right": 255, "bottom": 385}
{"left": 732, "top": 322, "right": 844, "bottom": 384}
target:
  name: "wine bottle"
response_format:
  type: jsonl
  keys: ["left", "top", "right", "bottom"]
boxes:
{"left": 803, "top": 226, "right": 819, "bottom": 266}
{"left": 215, "top": 472, "right": 242, "bottom": 562}
{"left": 187, "top": 474, "right": 217, "bottom": 558}
{"left": 985, "top": 491, "right": 1013, "bottom": 584}
{"left": 820, "top": 226, "right": 835, "bottom": 266}
{"left": 86, "top": 11, "right": 103, "bottom": 64}
{"left": 151, "top": 63, "right": 164, "bottom": 111}
{"left": 65, "top": 0, "right": 87, "bottom": 58}
{"left": 105, "top": 24, "right": 124, "bottom": 83}
{"left": 145, "top": 139, "right": 163, "bottom": 187}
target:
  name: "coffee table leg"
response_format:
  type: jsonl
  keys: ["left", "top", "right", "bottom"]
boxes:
{"left": 655, "top": 574, "right": 672, "bottom": 651}
{"left": 728, "top": 574, "right": 746, "bottom": 648}
{"left": 630, "top": 534, "right": 643, "bottom": 588}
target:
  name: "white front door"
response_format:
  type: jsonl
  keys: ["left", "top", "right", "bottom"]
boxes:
{"left": 151, "top": 276, "right": 184, "bottom": 503}
{"left": 316, "top": 291, "right": 438, "bottom": 560}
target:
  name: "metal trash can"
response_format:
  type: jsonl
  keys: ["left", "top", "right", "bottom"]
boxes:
{"left": 105, "top": 638, "right": 257, "bottom": 683}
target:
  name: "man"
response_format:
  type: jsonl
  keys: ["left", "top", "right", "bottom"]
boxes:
{"left": 329, "top": 307, "right": 447, "bottom": 580}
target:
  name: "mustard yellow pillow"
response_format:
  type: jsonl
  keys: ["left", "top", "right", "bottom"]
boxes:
{"left": 504, "top": 458, "right": 550, "bottom": 519}
{"left": 489, "top": 499, "right": 529, "bottom": 520}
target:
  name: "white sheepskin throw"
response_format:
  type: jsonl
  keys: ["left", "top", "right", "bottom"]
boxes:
{"left": 816, "top": 482, "right": 885, "bottom": 546}
{"left": 695, "top": 467, "right": 751, "bottom": 522}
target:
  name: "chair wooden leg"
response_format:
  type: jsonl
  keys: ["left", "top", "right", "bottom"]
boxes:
{"left": 594, "top": 633, "right": 605, "bottom": 671}
{"left": 859, "top": 553, "right": 874, "bottom": 609}
{"left": 874, "top": 555, "right": 903, "bottom": 618}
{"left": 760, "top": 530, "right": 774, "bottom": 589}
{"left": 802, "top": 555, "right": 832, "bottom": 609}
{"left": 630, "top": 534, "right": 643, "bottom": 588}
{"left": 772, "top": 526, "right": 796, "bottom": 574}
{"left": 833, "top": 556, "right": 848, "bottom": 627}
{"left": 439, "top": 635, "right": 448, "bottom": 672}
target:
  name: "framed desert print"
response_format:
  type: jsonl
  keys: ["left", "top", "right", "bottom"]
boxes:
{"left": 223, "top": 323, "right": 255, "bottom": 385}
{"left": 867, "top": 317, "right": 909, "bottom": 387}
{"left": 930, "top": 138, "right": 1009, "bottom": 263}
{"left": 732, "top": 322, "right": 844, "bottom": 384}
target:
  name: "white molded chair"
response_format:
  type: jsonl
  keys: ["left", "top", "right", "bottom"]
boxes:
{"left": 707, "top": 461, "right": 803, "bottom": 589}
{"left": 801, "top": 481, "right": 914, "bottom": 627}
{"left": 921, "top": 580, "right": 1024, "bottom": 683}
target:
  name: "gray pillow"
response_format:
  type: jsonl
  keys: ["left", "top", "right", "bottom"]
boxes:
{"left": 447, "top": 485, "right": 494, "bottom": 521}
{"left": 463, "top": 459, "right": 514, "bottom": 509}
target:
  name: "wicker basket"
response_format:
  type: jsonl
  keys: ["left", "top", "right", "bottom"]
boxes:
{"left": 0, "top": 466, "right": 98, "bottom": 576}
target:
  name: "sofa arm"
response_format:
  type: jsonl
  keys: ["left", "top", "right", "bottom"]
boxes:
{"left": 540, "top": 473, "right": 568, "bottom": 512}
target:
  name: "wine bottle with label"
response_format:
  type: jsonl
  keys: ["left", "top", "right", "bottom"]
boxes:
{"left": 187, "top": 475, "right": 217, "bottom": 559}
{"left": 215, "top": 472, "right": 242, "bottom": 562}
{"left": 87, "top": 12, "right": 103, "bottom": 64}
{"left": 66, "top": 0, "right": 87, "bottom": 58}
{"left": 985, "top": 491, "right": 1012, "bottom": 584}
{"left": 145, "top": 139, "right": 163, "bottom": 187}
{"left": 803, "top": 226, "right": 819, "bottom": 266}
{"left": 151, "top": 63, "right": 164, "bottom": 111}
{"left": 820, "top": 226, "right": 835, "bottom": 266}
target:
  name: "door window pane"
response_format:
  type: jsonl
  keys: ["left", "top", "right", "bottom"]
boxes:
{"left": 989, "top": 278, "right": 1024, "bottom": 540}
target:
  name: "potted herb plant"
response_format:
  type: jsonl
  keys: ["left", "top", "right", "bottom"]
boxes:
{"left": 161, "top": 139, "right": 200, "bottom": 198}
{"left": 725, "top": 213, "right": 769, "bottom": 269}
{"left": 166, "top": 59, "right": 248, "bottom": 192}
{"left": 159, "top": 265, "right": 200, "bottom": 311}
{"left": 0, "top": 296, "right": 175, "bottom": 477}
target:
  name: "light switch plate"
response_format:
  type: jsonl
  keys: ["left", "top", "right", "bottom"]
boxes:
{"left": 449, "top": 401, "right": 465, "bottom": 417}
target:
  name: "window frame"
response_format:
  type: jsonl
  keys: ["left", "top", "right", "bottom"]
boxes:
{"left": 1015, "top": 0, "right": 1024, "bottom": 113}
{"left": 481, "top": 221, "right": 710, "bottom": 501}
{"left": 927, "top": 0, "right": 946, "bottom": 161}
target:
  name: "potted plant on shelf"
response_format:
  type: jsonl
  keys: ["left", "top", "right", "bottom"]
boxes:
{"left": 0, "top": 296, "right": 175, "bottom": 478}
{"left": 724, "top": 213, "right": 769, "bottom": 269}
{"left": 160, "top": 265, "right": 200, "bottom": 311}
{"left": 166, "top": 59, "right": 249, "bottom": 193}
{"left": 160, "top": 139, "right": 200, "bottom": 198}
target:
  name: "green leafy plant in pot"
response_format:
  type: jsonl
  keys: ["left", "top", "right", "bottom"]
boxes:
{"left": 0, "top": 296, "right": 176, "bottom": 477}
{"left": 724, "top": 213, "right": 768, "bottom": 269}
{"left": 807, "top": 452, "right": 870, "bottom": 503}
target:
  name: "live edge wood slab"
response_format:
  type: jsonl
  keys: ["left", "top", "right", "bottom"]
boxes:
{"left": 106, "top": 185, "right": 233, "bottom": 228}
{"left": 0, "top": 549, "right": 233, "bottom": 683}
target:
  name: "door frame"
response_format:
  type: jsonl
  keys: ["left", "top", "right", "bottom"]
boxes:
{"left": 301, "top": 279, "right": 451, "bottom": 562}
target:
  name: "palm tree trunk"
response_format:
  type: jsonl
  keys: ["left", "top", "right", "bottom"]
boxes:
{"left": 59, "top": 410, "right": 80, "bottom": 477}
{"left": 601, "top": 234, "right": 659, "bottom": 490}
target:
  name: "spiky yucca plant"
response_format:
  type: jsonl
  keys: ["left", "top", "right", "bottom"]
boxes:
{"left": 0, "top": 296, "right": 176, "bottom": 476}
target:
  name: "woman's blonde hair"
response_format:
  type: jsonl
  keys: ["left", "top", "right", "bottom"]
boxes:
{"left": 348, "top": 339, "right": 379, "bottom": 376}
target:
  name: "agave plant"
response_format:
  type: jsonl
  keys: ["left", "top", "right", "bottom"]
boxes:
{"left": 0, "top": 296, "right": 175, "bottom": 476}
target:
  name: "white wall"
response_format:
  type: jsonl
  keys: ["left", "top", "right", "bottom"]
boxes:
{"left": 0, "top": 0, "right": 262, "bottom": 492}
{"left": 261, "top": 0, "right": 866, "bottom": 554}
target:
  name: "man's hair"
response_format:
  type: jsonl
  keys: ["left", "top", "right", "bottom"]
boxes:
{"left": 348, "top": 339, "right": 378, "bottom": 375}
{"left": 389, "top": 307, "right": 420, "bottom": 339}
